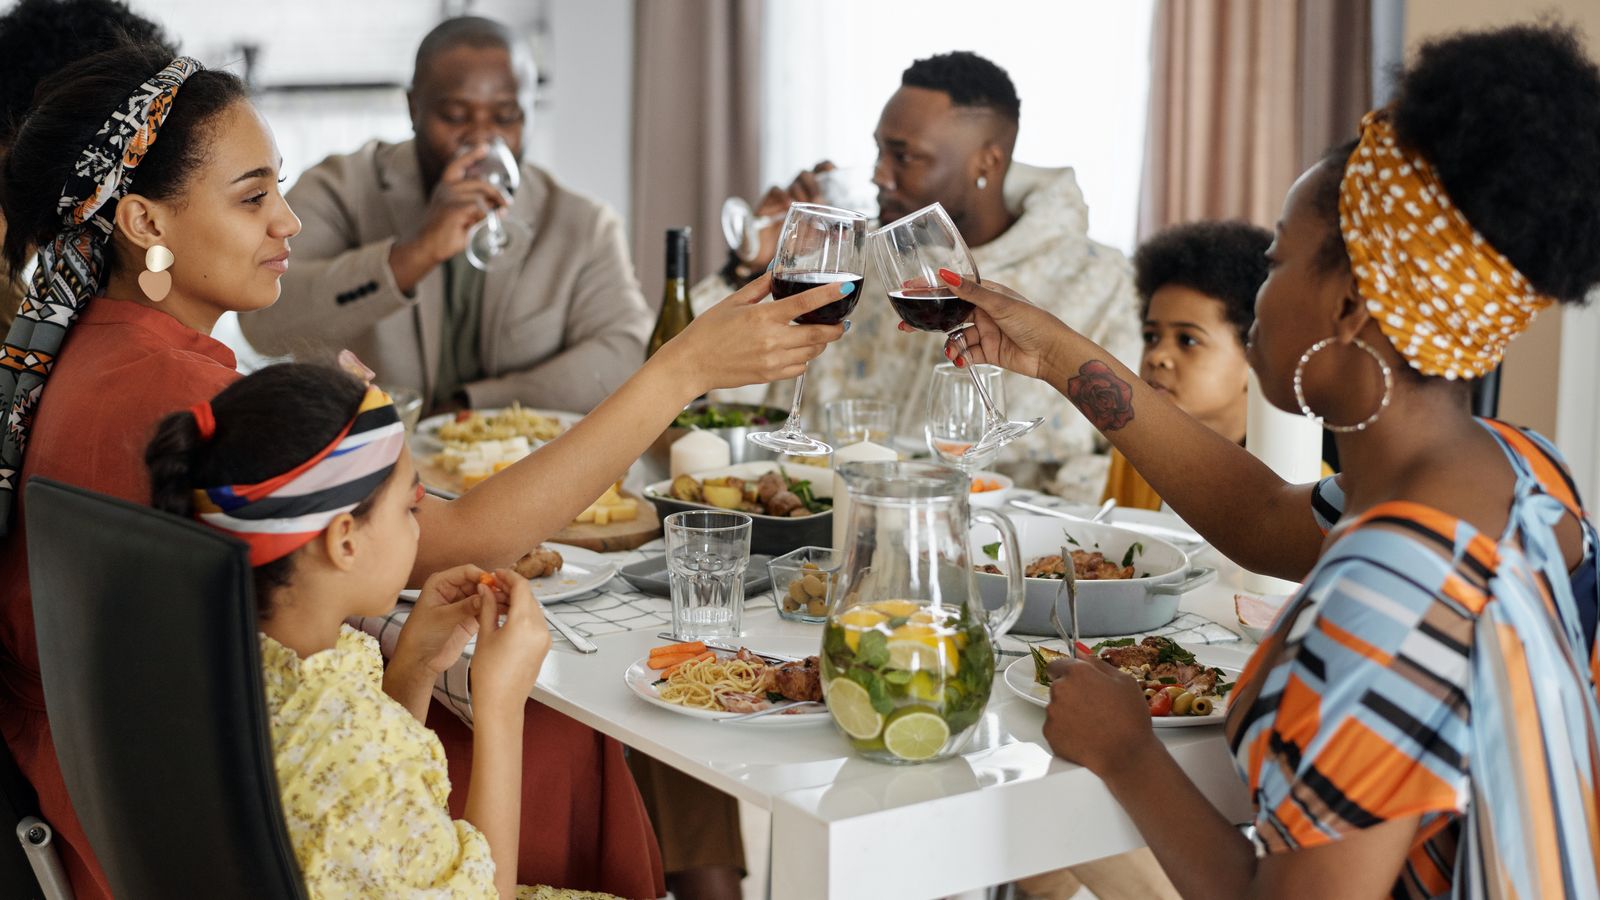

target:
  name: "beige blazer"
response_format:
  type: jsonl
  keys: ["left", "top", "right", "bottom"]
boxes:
{"left": 241, "top": 139, "right": 651, "bottom": 412}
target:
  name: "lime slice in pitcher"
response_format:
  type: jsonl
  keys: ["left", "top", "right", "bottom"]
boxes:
{"left": 826, "top": 678, "right": 884, "bottom": 740}
{"left": 883, "top": 707, "right": 950, "bottom": 761}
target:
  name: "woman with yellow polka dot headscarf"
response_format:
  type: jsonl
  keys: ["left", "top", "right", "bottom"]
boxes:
{"left": 910, "top": 22, "right": 1600, "bottom": 900}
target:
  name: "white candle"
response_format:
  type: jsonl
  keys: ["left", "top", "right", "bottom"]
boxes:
{"left": 1243, "top": 370, "right": 1324, "bottom": 593}
{"left": 830, "top": 440, "right": 899, "bottom": 549}
{"left": 670, "top": 430, "right": 731, "bottom": 479}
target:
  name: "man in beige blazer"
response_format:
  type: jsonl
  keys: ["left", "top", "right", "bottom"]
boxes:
{"left": 241, "top": 16, "right": 649, "bottom": 414}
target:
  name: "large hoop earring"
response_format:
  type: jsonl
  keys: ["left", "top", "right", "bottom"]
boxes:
{"left": 1293, "top": 337, "right": 1393, "bottom": 433}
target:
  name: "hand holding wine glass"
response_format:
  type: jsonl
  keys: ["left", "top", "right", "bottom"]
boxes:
{"left": 652, "top": 272, "right": 849, "bottom": 396}
{"left": 462, "top": 135, "right": 522, "bottom": 270}
{"left": 746, "top": 203, "right": 867, "bottom": 456}
{"left": 871, "top": 203, "right": 1041, "bottom": 457}
{"left": 907, "top": 272, "right": 1071, "bottom": 383}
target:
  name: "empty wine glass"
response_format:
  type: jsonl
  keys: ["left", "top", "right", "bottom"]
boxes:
{"left": 720, "top": 167, "right": 875, "bottom": 262}
{"left": 462, "top": 136, "right": 522, "bottom": 271}
{"left": 745, "top": 203, "right": 866, "bottom": 457}
{"left": 870, "top": 202, "right": 1041, "bottom": 457}
{"left": 926, "top": 362, "right": 1003, "bottom": 472}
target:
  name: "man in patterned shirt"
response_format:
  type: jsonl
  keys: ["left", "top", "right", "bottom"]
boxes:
{"left": 692, "top": 51, "right": 1141, "bottom": 500}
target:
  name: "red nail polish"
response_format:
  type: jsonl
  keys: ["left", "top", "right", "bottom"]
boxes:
{"left": 937, "top": 268, "right": 962, "bottom": 288}
{"left": 954, "top": 357, "right": 965, "bottom": 368}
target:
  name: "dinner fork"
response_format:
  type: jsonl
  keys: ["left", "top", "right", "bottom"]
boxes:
{"left": 716, "top": 701, "right": 824, "bottom": 722}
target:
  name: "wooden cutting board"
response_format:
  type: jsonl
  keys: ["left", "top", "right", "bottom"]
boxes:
{"left": 549, "top": 490, "right": 662, "bottom": 552}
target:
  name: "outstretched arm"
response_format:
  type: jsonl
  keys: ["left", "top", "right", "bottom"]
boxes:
{"left": 935, "top": 271, "right": 1327, "bottom": 580}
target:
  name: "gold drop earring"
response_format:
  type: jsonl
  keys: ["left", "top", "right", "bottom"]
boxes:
{"left": 138, "top": 245, "right": 174, "bottom": 302}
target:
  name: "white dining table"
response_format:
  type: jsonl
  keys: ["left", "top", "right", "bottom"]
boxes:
{"left": 517, "top": 502, "right": 1262, "bottom": 900}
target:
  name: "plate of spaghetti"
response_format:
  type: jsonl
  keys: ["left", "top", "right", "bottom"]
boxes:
{"left": 624, "top": 638, "right": 830, "bottom": 725}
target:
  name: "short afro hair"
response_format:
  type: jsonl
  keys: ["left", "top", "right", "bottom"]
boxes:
{"left": 1312, "top": 22, "right": 1600, "bottom": 305}
{"left": 901, "top": 51, "right": 1020, "bottom": 124}
{"left": 1135, "top": 221, "right": 1271, "bottom": 345}
{"left": 0, "top": 0, "right": 173, "bottom": 147}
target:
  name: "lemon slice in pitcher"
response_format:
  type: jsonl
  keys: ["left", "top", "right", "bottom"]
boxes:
{"left": 826, "top": 678, "right": 884, "bottom": 740}
{"left": 883, "top": 707, "right": 950, "bottom": 761}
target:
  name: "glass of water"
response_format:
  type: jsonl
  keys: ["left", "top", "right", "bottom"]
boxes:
{"left": 664, "top": 510, "right": 753, "bottom": 640}
{"left": 824, "top": 398, "right": 896, "bottom": 449}
{"left": 926, "top": 362, "right": 1004, "bottom": 472}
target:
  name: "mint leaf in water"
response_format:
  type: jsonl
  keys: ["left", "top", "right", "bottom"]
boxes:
{"left": 883, "top": 670, "right": 913, "bottom": 685}
{"left": 981, "top": 541, "right": 1001, "bottom": 560}
{"left": 856, "top": 630, "right": 891, "bottom": 669}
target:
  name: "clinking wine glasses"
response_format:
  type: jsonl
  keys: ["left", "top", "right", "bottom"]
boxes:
{"left": 745, "top": 203, "right": 867, "bottom": 457}
{"left": 870, "top": 202, "right": 1041, "bottom": 457}
{"left": 461, "top": 136, "right": 522, "bottom": 271}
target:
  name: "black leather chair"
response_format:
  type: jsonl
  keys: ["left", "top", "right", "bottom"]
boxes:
{"left": 24, "top": 477, "right": 306, "bottom": 899}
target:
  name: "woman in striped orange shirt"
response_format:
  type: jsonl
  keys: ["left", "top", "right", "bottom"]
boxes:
{"left": 924, "top": 23, "right": 1600, "bottom": 900}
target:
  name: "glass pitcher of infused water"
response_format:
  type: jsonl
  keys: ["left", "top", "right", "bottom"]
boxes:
{"left": 822, "top": 461, "right": 1025, "bottom": 763}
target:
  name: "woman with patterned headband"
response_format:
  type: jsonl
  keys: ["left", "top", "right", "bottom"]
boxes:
{"left": 0, "top": 43, "right": 845, "bottom": 900}
{"left": 926, "top": 23, "right": 1600, "bottom": 900}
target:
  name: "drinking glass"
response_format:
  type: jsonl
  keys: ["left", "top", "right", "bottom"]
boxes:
{"left": 461, "top": 136, "right": 522, "bottom": 271}
{"left": 665, "top": 510, "right": 753, "bottom": 640}
{"left": 746, "top": 203, "right": 866, "bottom": 457}
{"left": 720, "top": 166, "right": 875, "bottom": 261}
{"left": 870, "top": 202, "right": 1041, "bottom": 457}
{"left": 824, "top": 398, "right": 896, "bottom": 448}
{"left": 926, "top": 363, "right": 1003, "bottom": 472}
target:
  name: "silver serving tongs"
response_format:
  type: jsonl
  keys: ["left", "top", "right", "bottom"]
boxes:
{"left": 1050, "top": 547, "right": 1080, "bottom": 661}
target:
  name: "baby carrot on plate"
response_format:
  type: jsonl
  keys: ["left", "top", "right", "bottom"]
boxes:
{"left": 648, "top": 640, "right": 706, "bottom": 661}
{"left": 660, "top": 651, "right": 716, "bottom": 680}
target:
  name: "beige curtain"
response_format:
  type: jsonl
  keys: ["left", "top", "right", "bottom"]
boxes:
{"left": 630, "top": 0, "right": 762, "bottom": 302}
{"left": 1138, "top": 0, "right": 1371, "bottom": 237}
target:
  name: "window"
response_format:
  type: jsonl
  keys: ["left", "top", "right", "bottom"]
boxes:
{"left": 760, "top": 0, "right": 1155, "bottom": 253}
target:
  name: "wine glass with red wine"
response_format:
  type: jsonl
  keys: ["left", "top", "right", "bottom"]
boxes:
{"left": 746, "top": 203, "right": 867, "bottom": 456}
{"left": 870, "top": 202, "right": 1041, "bottom": 457}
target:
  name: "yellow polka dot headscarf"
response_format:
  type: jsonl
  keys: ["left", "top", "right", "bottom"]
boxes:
{"left": 1339, "top": 109, "right": 1552, "bottom": 380}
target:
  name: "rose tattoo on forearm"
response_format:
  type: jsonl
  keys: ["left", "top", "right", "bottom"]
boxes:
{"left": 1065, "top": 360, "right": 1135, "bottom": 431}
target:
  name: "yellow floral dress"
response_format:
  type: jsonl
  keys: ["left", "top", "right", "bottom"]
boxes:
{"left": 259, "top": 625, "right": 616, "bottom": 900}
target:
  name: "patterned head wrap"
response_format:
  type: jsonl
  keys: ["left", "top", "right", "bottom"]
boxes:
{"left": 1339, "top": 109, "right": 1552, "bottom": 380}
{"left": 192, "top": 386, "right": 406, "bottom": 566}
{"left": 0, "top": 56, "right": 203, "bottom": 535}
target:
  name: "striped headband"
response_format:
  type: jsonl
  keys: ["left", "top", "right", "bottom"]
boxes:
{"left": 192, "top": 387, "right": 405, "bottom": 566}
{"left": 1339, "top": 108, "right": 1552, "bottom": 380}
{"left": 0, "top": 56, "right": 203, "bottom": 536}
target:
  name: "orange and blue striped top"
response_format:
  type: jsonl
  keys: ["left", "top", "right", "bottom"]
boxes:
{"left": 1226, "top": 421, "right": 1600, "bottom": 899}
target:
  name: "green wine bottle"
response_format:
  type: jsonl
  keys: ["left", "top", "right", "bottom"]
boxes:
{"left": 647, "top": 227, "right": 694, "bottom": 358}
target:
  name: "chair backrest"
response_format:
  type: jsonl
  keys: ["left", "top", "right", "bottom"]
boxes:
{"left": 24, "top": 477, "right": 306, "bottom": 899}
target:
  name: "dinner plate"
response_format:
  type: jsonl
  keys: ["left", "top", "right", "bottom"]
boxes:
{"left": 1002, "top": 650, "right": 1240, "bottom": 728}
{"left": 398, "top": 544, "right": 617, "bottom": 606}
{"left": 411, "top": 407, "right": 583, "bottom": 453}
{"left": 411, "top": 407, "right": 584, "bottom": 497}
{"left": 623, "top": 637, "right": 830, "bottom": 726}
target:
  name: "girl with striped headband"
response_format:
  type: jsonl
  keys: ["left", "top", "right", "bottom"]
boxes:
{"left": 147, "top": 362, "right": 610, "bottom": 899}
{"left": 0, "top": 42, "right": 846, "bottom": 900}
{"left": 924, "top": 23, "right": 1600, "bottom": 900}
